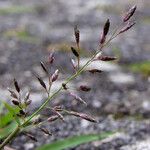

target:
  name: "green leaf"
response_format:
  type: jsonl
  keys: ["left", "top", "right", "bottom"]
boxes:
{"left": 0, "top": 102, "right": 4, "bottom": 114}
{"left": 37, "top": 132, "right": 115, "bottom": 150}
{"left": 0, "top": 114, "right": 40, "bottom": 139}
{"left": 0, "top": 111, "right": 13, "bottom": 128}
{"left": 0, "top": 100, "right": 20, "bottom": 125}
{"left": 128, "top": 60, "right": 150, "bottom": 76}
{"left": 0, "top": 121, "right": 17, "bottom": 139}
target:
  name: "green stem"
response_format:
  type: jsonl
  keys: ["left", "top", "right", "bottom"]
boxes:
{"left": 0, "top": 23, "right": 122, "bottom": 148}
{"left": 24, "top": 30, "right": 121, "bottom": 127}
{"left": 0, "top": 52, "right": 100, "bottom": 150}
{"left": 0, "top": 126, "right": 20, "bottom": 149}
{"left": 22, "top": 45, "right": 105, "bottom": 127}
{"left": 77, "top": 56, "right": 80, "bottom": 70}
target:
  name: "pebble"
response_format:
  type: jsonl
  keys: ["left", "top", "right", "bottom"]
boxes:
{"left": 121, "top": 138, "right": 150, "bottom": 150}
{"left": 109, "top": 72, "right": 135, "bottom": 84}
{"left": 24, "top": 143, "right": 34, "bottom": 150}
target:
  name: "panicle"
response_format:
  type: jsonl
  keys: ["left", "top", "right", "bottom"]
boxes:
{"left": 74, "top": 25, "right": 80, "bottom": 48}
{"left": 100, "top": 19, "right": 110, "bottom": 44}
{"left": 51, "top": 69, "right": 59, "bottom": 82}
{"left": 68, "top": 111, "right": 97, "bottom": 123}
{"left": 13, "top": 78, "right": 20, "bottom": 93}
{"left": 123, "top": 5, "right": 137, "bottom": 22}
{"left": 119, "top": 22, "right": 136, "bottom": 34}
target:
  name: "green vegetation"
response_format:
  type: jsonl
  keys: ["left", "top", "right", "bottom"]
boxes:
{"left": 3, "top": 28, "right": 40, "bottom": 43}
{"left": 0, "top": 100, "right": 19, "bottom": 139}
{"left": 141, "top": 16, "right": 150, "bottom": 24}
{"left": 37, "top": 132, "right": 115, "bottom": 150}
{"left": 95, "top": 4, "right": 121, "bottom": 14}
{"left": 112, "top": 46, "right": 121, "bottom": 59}
{"left": 0, "top": 100, "right": 39, "bottom": 139}
{"left": 128, "top": 61, "right": 150, "bottom": 76}
{"left": 113, "top": 112, "right": 144, "bottom": 121}
{"left": 0, "top": 6, "right": 34, "bottom": 15}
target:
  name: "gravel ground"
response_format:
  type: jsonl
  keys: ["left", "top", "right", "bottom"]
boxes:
{"left": 11, "top": 117, "right": 150, "bottom": 150}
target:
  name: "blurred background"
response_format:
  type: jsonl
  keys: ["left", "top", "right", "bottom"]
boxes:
{"left": 0, "top": 0, "right": 150, "bottom": 149}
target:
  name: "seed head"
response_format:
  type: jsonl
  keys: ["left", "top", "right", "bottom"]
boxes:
{"left": 52, "top": 109, "right": 64, "bottom": 121}
{"left": 13, "top": 78, "right": 20, "bottom": 93}
{"left": 71, "top": 47, "right": 79, "bottom": 57}
{"left": 88, "top": 69, "right": 103, "bottom": 74}
{"left": 25, "top": 133, "right": 37, "bottom": 142}
{"left": 54, "top": 105, "right": 63, "bottom": 111}
{"left": 39, "top": 127, "right": 52, "bottom": 136}
{"left": 24, "top": 91, "right": 30, "bottom": 102}
{"left": 40, "top": 61, "right": 49, "bottom": 74}
{"left": 19, "top": 109, "right": 25, "bottom": 116}
{"left": 62, "top": 83, "right": 68, "bottom": 90}
{"left": 48, "top": 53, "right": 54, "bottom": 64}
{"left": 47, "top": 115, "right": 59, "bottom": 122}
{"left": 96, "top": 56, "right": 117, "bottom": 61}
{"left": 103, "top": 19, "right": 110, "bottom": 36}
{"left": 79, "top": 85, "right": 91, "bottom": 92}
{"left": 12, "top": 100, "right": 20, "bottom": 106}
{"left": 100, "top": 19, "right": 110, "bottom": 44}
{"left": 8, "top": 88, "right": 18, "bottom": 99}
{"left": 79, "top": 113, "right": 97, "bottom": 123}
{"left": 25, "top": 100, "right": 32, "bottom": 106}
{"left": 68, "top": 111, "right": 97, "bottom": 123}
{"left": 69, "top": 92, "right": 87, "bottom": 105}
{"left": 71, "top": 58, "right": 77, "bottom": 70}
{"left": 123, "top": 5, "right": 137, "bottom": 22}
{"left": 119, "top": 22, "right": 136, "bottom": 34}
{"left": 74, "top": 25, "right": 80, "bottom": 48}
{"left": 51, "top": 69, "right": 59, "bottom": 82}
{"left": 36, "top": 75, "right": 47, "bottom": 90}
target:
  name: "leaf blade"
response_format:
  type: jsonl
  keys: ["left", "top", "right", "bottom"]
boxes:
{"left": 0, "top": 121, "right": 17, "bottom": 139}
{"left": 0, "top": 100, "right": 20, "bottom": 125}
{"left": 37, "top": 132, "right": 115, "bottom": 150}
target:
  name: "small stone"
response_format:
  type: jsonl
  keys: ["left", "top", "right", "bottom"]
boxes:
{"left": 109, "top": 72, "right": 135, "bottom": 84}
{"left": 80, "top": 58, "right": 120, "bottom": 72}
{"left": 92, "top": 100, "right": 102, "bottom": 108}
{"left": 81, "top": 119, "right": 90, "bottom": 128}
{"left": 24, "top": 143, "right": 34, "bottom": 150}
{"left": 142, "top": 101, "right": 150, "bottom": 111}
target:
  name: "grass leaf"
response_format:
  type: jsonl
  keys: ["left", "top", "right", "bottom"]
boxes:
{"left": 0, "top": 111, "right": 13, "bottom": 128}
{"left": 0, "top": 102, "right": 4, "bottom": 114}
{"left": 0, "top": 121, "right": 17, "bottom": 139}
{"left": 37, "top": 132, "right": 115, "bottom": 150}
{"left": 0, "top": 100, "right": 20, "bottom": 125}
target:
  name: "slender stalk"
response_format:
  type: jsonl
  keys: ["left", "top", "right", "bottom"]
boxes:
{"left": 0, "top": 42, "right": 106, "bottom": 149}
{"left": 77, "top": 57, "right": 80, "bottom": 70}
{"left": 48, "top": 77, "right": 52, "bottom": 97}
{"left": 0, "top": 126, "right": 20, "bottom": 149}
{"left": 0, "top": 24, "right": 122, "bottom": 148}
{"left": 0, "top": 37, "right": 110, "bottom": 149}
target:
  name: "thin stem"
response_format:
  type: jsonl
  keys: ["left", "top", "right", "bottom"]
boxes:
{"left": 18, "top": 92, "right": 21, "bottom": 102}
{"left": 0, "top": 24, "right": 121, "bottom": 148}
{"left": 103, "top": 24, "right": 122, "bottom": 47}
{"left": 77, "top": 57, "right": 80, "bottom": 70}
{"left": 23, "top": 34, "right": 120, "bottom": 127}
{"left": 0, "top": 126, "right": 20, "bottom": 149}
{"left": 22, "top": 48, "right": 103, "bottom": 127}
{"left": 48, "top": 77, "right": 52, "bottom": 97}
{"left": 22, "top": 87, "right": 63, "bottom": 127}
{"left": 0, "top": 52, "right": 99, "bottom": 149}
{"left": 77, "top": 44, "right": 80, "bottom": 70}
